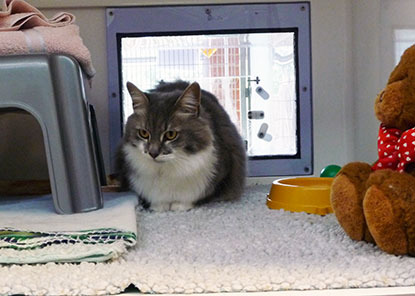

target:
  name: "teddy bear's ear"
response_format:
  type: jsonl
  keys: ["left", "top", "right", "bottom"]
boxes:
{"left": 388, "top": 44, "right": 415, "bottom": 84}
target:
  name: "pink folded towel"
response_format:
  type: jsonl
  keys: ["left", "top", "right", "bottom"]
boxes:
{"left": 0, "top": 0, "right": 95, "bottom": 78}
{"left": 0, "top": 0, "right": 74, "bottom": 31}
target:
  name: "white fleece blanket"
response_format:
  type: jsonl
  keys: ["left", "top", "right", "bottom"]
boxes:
{"left": 0, "top": 192, "right": 137, "bottom": 264}
{"left": 1, "top": 185, "right": 415, "bottom": 295}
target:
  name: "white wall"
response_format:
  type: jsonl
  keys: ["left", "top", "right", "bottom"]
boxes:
{"left": 1, "top": 0, "right": 375, "bottom": 180}
{"left": 352, "top": 2, "right": 382, "bottom": 164}
{"left": 309, "top": 0, "right": 354, "bottom": 173}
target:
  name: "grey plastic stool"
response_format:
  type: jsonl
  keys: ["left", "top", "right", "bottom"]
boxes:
{"left": 0, "top": 54, "right": 103, "bottom": 214}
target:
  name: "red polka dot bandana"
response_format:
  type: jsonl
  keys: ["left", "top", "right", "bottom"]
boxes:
{"left": 372, "top": 124, "right": 415, "bottom": 172}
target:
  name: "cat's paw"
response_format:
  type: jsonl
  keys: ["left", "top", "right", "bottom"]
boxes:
{"left": 150, "top": 203, "right": 171, "bottom": 212}
{"left": 149, "top": 202, "right": 194, "bottom": 212}
{"left": 170, "top": 202, "right": 194, "bottom": 212}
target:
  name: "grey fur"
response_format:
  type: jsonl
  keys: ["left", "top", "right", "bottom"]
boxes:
{"left": 116, "top": 80, "right": 246, "bottom": 210}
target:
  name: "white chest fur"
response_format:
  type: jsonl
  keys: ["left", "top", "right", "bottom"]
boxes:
{"left": 123, "top": 144, "right": 217, "bottom": 211}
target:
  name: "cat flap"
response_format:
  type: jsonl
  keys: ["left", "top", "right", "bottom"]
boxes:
{"left": 174, "top": 82, "right": 201, "bottom": 118}
{"left": 126, "top": 81, "right": 148, "bottom": 116}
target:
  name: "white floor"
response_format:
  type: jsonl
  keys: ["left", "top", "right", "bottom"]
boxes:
{"left": 122, "top": 286, "right": 415, "bottom": 295}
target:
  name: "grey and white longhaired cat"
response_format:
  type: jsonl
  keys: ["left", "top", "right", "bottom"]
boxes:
{"left": 116, "top": 80, "right": 246, "bottom": 212}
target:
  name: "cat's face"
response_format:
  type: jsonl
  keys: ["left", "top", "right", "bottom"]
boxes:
{"left": 124, "top": 82, "right": 213, "bottom": 163}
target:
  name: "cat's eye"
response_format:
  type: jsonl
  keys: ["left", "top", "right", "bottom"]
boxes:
{"left": 164, "top": 130, "right": 178, "bottom": 141}
{"left": 138, "top": 129, "right": 150, "bottom": 139}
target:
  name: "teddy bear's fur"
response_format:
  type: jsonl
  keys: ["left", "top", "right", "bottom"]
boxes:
{"left": 330, "top": 44, "right": 415, "bottom": 256}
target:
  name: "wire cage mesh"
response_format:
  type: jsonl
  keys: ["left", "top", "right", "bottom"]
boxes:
{"left": 120, "top": 33, "right": 297, "bottom": 157}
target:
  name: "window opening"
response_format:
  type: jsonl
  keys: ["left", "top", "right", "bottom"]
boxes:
{"left": 120, "top": 32, "right": 297, "bottom": 158}
{"left": 394, "top": 29, "right": 415, "bottom": 64}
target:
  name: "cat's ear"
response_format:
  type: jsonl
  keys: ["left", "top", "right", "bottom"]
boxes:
{"left": 127, "top": 82, "right": 148, "bottom": 115}
{"left": 174, "top": 82, "right": 201, "bottom": 118}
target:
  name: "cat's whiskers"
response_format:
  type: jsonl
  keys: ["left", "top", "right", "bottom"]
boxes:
{"left": 153, "top": 153, "right": 175, "bottom": 163}
{"left": 168, "top": 146, "right": 217, "bottom": 178}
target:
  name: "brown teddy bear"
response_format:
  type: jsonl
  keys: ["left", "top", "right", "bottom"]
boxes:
{"left": 330, "top": 44, "right": 415, "bottom": 256}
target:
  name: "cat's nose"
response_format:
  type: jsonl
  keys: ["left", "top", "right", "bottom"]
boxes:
{"left": 148, "top": 148, "right": 160, "bottom": 159}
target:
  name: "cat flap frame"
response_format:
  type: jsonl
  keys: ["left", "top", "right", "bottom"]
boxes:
{"left": 106, "top": 2, "right": 313, "bottom": 177}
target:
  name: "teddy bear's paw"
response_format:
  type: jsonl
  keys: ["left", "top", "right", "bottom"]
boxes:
{"left": 331, "top": 174, "right": 368, "bottom": 241}
{"left": 363, "top": 185, "right": 408, "bottom": 255}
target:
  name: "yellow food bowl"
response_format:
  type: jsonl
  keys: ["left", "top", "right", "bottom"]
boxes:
{"left": 267, "top": 177, "right": 333, "bottom": 215}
